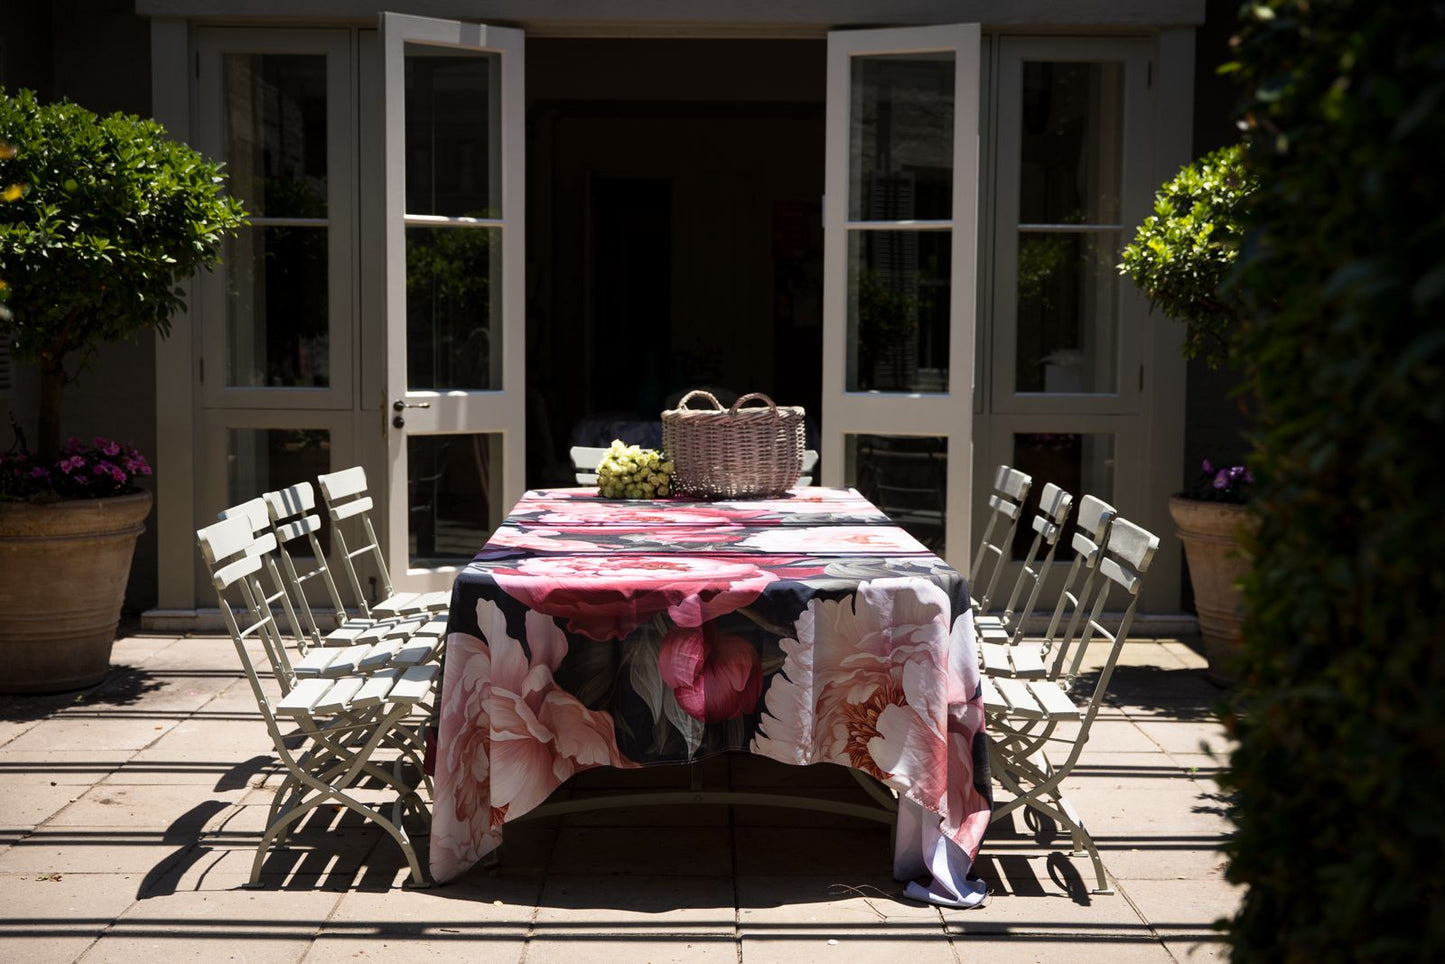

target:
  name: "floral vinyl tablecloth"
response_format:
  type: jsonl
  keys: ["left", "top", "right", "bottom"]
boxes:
{"left": 430, "top": 486, "right": 992, "bottom": 902}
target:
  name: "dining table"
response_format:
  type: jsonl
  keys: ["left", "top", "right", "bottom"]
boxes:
{"left": 429, "top": 486, "right": 992, "bottom": 907}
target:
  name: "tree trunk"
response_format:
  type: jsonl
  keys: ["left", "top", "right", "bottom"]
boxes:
{"left": 37, "top": 363, "right": 66, "bottom": 461}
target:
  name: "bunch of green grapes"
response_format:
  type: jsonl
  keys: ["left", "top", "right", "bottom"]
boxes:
{"left": 596, "top": 439, "right": 674, "bottom": 499}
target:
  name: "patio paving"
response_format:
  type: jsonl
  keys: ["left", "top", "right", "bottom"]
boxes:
{"left": 0, "top": 628, "right": 1238, "bottom": 962}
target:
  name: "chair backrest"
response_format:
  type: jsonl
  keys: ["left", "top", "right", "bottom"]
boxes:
{"left": 570, "top": 446, "right": 608, "bottom": 485}
{"left": 994, "top": 482, "right": 1074, "bottom": 641}
{"left": 263, "top": 481, "right": 351, "bottom": 629}
{"left": 317, "top": 466, "right": 390, "bottom": 618}
{"left": 969, "top": 464, "right": 1032, "bottom": 612}
{"left": 216, "top": 498, "right": 305, "bottom": 685}
{"left": 1054, "top": 514, "right": 1160, "bottom": 722}
{"left": 1039, "top": 494, "right": 1117, "bottom": 657}
{"left": 196, "top": 514, "right": 298, "bottom": 699}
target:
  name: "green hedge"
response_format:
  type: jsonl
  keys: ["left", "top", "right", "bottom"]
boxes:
{"left": 1224, "top": 3, "right": 1445, "bottom": 960}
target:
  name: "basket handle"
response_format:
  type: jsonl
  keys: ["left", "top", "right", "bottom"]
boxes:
{"left": 676, "top": 389, "right": 724, "bottom": 411}
{"left": 730, "top": 392, "right": 779, "bottom": 414}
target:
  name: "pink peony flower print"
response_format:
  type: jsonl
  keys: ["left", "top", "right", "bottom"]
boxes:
{"left": 486, "top": 525, "right": 603, "bottom": 554}
{"left": 429, "top": 599, "right": 635, "bottom": 883}
{"left": 750, "top": 578, "right": 989, "bottom": 857}
{"left": 657, "top": 624, "right": 763, "bottom": 722}
{"left": 739, "top": 525, "right": 929, "bottom": 556}
{"left": 492, "top": 554, "right": 777, "bottom": 641}
{"left": 530, "top": 500, "right": 764, "bottom": 528}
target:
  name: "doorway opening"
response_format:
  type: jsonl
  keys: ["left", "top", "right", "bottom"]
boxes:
{"left": 523, "top": 38, "right": 827, "bottom": 485}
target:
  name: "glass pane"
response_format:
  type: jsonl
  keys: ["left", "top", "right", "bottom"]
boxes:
{"left": 1010, "top": 432, "right": 1114, "bottom": 559}
{"left": 846, "top": 434, "right": 947, "bottom": 554}
{"left": 405, "top": 45, "right": 500, "bottom": 218}
{"left": 848, "top": 53, "right": 955, "bottom": 221}
{"left": 406, "top": 226, "right": 498, "bottom": 391}
{"left": 226, "top": 225, "right": 329, "bottom": 388}
{"left": 408, "top": 433, "right": 498, "bottom": 567}
{"left": 1014, "top": 230, "right": 1119, "bottom": 394}
{"left": 226, "top": 427, "right": 332, "bottom": 556}
{"left": 847, "top": 230, "right": 950, "bottom": 392}
{"left": 223, "top": 54, "right": 328, "bottom": 218}
{"left": 1019, "top": 61, "right": 1124, "bottom": 225}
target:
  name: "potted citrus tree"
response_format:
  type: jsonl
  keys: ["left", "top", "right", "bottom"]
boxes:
{"left": 0, "top": 89, "right": 244, "bottom": 693}
{"left": 1119, "top": 143, "right": 1257, "bottom": 684}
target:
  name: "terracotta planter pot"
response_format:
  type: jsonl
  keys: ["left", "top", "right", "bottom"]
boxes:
{"left": 1168, "top": 496, "right": 1251, "bottom": 686}
{"left": 0, "top": 490, "right": 153, "bottom": 693}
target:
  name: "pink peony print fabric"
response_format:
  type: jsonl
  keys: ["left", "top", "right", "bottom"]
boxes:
{"left": 429, "top": 486, "right": 990, "bottom": 890}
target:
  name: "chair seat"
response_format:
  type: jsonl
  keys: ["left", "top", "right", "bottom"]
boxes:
{"left": 982, "top": 674, "right": 1080, "bottom": 721}
{"left": 978, "top": 639, "right": 1048, "bottom": 678}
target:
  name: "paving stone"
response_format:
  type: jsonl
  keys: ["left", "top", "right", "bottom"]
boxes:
{"left": 0, "top": 749, "right": 133, "bottom": 786}
{"left": 82, "top": 885, "right": 343, "bottom": 963}
{"left": 537, "top": 874, "right": 735, "bottom": 932}
{"left": 47, "top": 783, "right": 248, "bottom": 830}
{"left": 527, "top": 935, "right": 739, "bottom": 964}
{"left": 0, "top": 826, "right": 194, "bottom": 875}
{"left": 0, "top": 777, "right": 90, "bottom": 826}
{"left": 547, "top": 826, "right": 733, "bottom": 877}
{"left": 1115, "top": 877, "right": 1243, "bottom": 939}
{"left": 733, "top": 826, "right": 893, "bottom": 876}
{"left": 1, "top": 717, "right": 177, "bottom": 753}
{"left": 740, "top": 935, "right": 958, "bottom": 964}
{"left": 946, "top": 935, "right": 1175, "bottom": 963}
{"left": 738, "top": 874, "right": 933, "bottom": 927}
{"left": 303, "top": 934, "right": 527, "bottom": 962}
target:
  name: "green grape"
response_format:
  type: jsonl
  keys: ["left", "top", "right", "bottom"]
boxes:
{"left": 596, "top": 438, "right": 676, "bottom": 499}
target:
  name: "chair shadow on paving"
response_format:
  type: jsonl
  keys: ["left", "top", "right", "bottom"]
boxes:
{"left": 1097, "top": 655, "right": 1229, "bottom": 722}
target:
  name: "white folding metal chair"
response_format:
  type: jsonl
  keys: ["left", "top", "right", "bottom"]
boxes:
{"left": 259, "top": 484, "right": 446, "bottom": 659}
{"left": 974, "top": 482, "right": 1074, "bottom": 643}
{"left": 217, "top": 498, "right": 441, "bottom": 684}
{"left": 196, "top": 514, "right": 436, "bottom": 887}
{"left": 969, "top": 464, "right": 1032, "bottom": 614}
{"left": 316, "top": 466, "right": 450, "bottom": 619}
{"left": 978, "top": 493, "right": 1116, "bottom": 680}
{"left": 981, "top": 515, "right": 1159, "bottom": 895}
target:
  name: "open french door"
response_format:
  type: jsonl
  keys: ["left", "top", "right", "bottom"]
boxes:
{"left": 821, "top": 24, "right": 982, "bottom": 569}
{"left": 379, "top": 13, "right": 525, "bottom": 591}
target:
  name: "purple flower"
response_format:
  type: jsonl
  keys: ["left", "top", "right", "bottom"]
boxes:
{"left": 29, "top": 467, "right": 50, "bottom": 479}
{"left": 1212, "top": 470, "right": 1229, "bottom": 490}
{"left": 95, "top": 437, "right": 121, "bottom": 457}
{"left": 1202, "top": 458, "right": 1214, "bottom": 474}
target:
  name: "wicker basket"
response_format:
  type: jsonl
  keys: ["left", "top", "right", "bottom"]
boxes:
{"left": 662, "top": 390, "right": 806, "bottom": 499}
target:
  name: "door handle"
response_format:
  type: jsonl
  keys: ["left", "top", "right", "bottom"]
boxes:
{"left": 392, "top": 400, "right": 431, "bottom": 411}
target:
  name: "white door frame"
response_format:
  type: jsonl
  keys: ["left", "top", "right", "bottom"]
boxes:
{"left": 379, "top": 13, "right": 526, "bottom": 591}
{"left": 821, "top": 24, "right": 982, "bottom": 571}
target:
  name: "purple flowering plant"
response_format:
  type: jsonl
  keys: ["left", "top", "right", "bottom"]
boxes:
{"left": 1185, "top": 458, "right": 1253, "bottom": 505}
{"left": 1, "top": 435, "right": 151, "bottom": 501}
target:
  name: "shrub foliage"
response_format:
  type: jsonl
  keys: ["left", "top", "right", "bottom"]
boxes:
{"left": 1119, "top": 143, "right": 1256, "bottom": 370}
{"left": 1224, "top": 3, "right": 1445, "bottom": 960}
{"left": 0, "top": 88, "right": 244, "bottom": 457}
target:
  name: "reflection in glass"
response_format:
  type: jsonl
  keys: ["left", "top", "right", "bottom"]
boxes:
{"left": 227, "top": 428, "right": 332, "bottom": 556}
{"left": 1019, "top": 61, "right": 1123, "bottom": 225}
{"left": 848, "top": 53, "right": 954, "bottom": 221}
{"left": 223, "top": 54, "right": 328, "bottom": 218}
{"left": 226, "top": 225, "right": 329, "bottom": 387}
{"left": 847, "top": 434, "right": 948, "bottom": 554}
{"left": 847, "top": 230, "right": 950, "bottom": 392}
{"left": 405, "top": 46, "right": 500, "bottom": 218}
{"left": 1014, "top": 231, "right": 1119, "bottom": 393}
{"left": 408, "top": 433, "right": 496, "bottom": 567}
{"left": 1010, "top": 432, "right": 1114, "bottom": 559}
{"left": 406, "top": 226, "right": 498, "bottom": 391}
